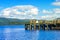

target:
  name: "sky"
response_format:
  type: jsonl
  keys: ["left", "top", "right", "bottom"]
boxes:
{"left": 0, "top": 0, "right": 60, "bottom": 20}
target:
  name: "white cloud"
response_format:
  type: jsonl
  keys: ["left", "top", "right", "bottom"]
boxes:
{"left": 53, "top": 8, "right": 60, "bottom": 13}
{"left": 42, "top": 8, "right": 60, "bottom": 20}
{"left": 40, "top": 15, "right": 57, "bottom": 20}
{"left": 52, "top": 2, "right": 60, "bottom": 6}
{"left": 0, "top": 5, "right": 60, "bottom": 20}
{"left": 42, "top": 9, "right": 53, "bottom": 14}
{"left": 42, "top": 8, "right": 60, "bottom": 15}
{"left": 0, "top": 5, "right": 39, "bottom": 19}
{"left": 41, "top": 15, "right": 52, "bottom": 20}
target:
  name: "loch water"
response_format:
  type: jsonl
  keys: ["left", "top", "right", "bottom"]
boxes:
{"left": 0, "top": 25, "right": 60, "bottom": 40}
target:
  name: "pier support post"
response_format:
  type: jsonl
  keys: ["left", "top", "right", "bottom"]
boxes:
{"left": 30, "top": 20, "right": 33, "bottom": 30}
{"left": 30, "top": 24, "right": 32, "bottom": 30}
{"left": 34, "top": 20, "right": 36, "bottom": 30}
{"left": 38, "top": 23, "right": 40, "bottom": 30}
{"left": 25, "top": 24, "right": 28, "bottom": 30}
{"left": 46, "top": 24, "right": 49, "bottom": 30}
{"left": 30, "top": 20, "right": 36, "bottom": 30}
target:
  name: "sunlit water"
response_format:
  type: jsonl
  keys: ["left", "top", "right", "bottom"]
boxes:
{"left": 0, "top": 25, "right": 60, "bottom": 40}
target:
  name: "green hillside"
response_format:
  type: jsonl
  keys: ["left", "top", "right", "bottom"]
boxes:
{"left": 0, "top": 17, "right": 30, "bottom": 25}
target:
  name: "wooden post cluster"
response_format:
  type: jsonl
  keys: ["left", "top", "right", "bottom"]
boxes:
{"left": 30, "top": 20, "right": 36, "bottom": 30}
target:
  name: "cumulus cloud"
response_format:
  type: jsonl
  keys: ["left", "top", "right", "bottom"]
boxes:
{"left": 52, "top": 2, "right": 60, "bottom": 6}
{"left": 0, "top": 5, "right": 60, "bottom": 20}
{"left": 42, "top": 8, "right": 60, "bottom": 14}
{"left": 0, "top": 5, "right": 39, "bottom": 19}
{"left": 53, "top": 8, "right": 60, "bottom": 13}
{"left": 42, "top": 8, "right": 60, "bottom": 20}
{"left": 40, "top": 15, "right": 55, "bottom": 20}
{"left": 52, "top": 0, "right": 60, "bottom": 6}
{"left": 42, "top": 9, "right": 53, "bottom": 14}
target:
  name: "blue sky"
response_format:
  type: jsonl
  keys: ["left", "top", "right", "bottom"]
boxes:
{"left": 0, "top": 0, "right": 55, "bottom": 9}
{"left": 0, "top": 0, "right": 60, "bottom": 20}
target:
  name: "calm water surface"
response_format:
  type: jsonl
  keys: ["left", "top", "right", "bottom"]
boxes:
{"left": 0, "top": 25, "right": 60, "bottom": 40}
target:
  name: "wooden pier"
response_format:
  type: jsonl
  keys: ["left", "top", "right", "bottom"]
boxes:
{"left": 25, "top": 19, "right": 60, "bottom": 30}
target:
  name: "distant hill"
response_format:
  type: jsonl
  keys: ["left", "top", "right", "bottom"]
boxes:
{"left": 0, "top": 17, "right": 59, "bottom": 25}
{"left": 0, "top": 17, "right": 30, "bottom": 25}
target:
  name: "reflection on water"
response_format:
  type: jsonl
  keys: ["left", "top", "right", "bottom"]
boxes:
{"left": 0, "top": 25, "right": 60, "bottom": 40}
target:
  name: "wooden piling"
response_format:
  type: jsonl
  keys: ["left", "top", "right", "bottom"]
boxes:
{"left": 34, "top": 20, "right": 36, "bottom": 30}
{"left": 30, "top": 20, "right": 32, "bottom": 30}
